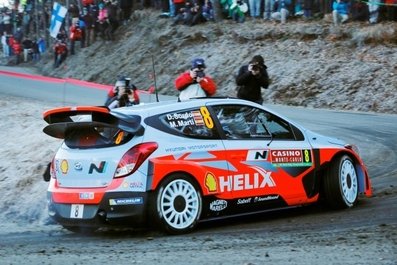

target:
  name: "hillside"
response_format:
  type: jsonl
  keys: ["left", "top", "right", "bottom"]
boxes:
{"left": 37, "top": 9, "right": 397, "bottom": 113}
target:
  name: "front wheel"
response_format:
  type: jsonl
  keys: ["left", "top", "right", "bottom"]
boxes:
{"left": 322, "top": 155, "right": 359, "bottom": 209}
{"left": 152, "top": 174, "right": 202, "bottom": 234}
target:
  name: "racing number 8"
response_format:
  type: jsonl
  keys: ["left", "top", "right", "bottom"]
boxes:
{"left": 200, "top": 107, "right": 214, "bottom": 129}
{"left": 304, "top": 150, "right": 310, "bottom": 163}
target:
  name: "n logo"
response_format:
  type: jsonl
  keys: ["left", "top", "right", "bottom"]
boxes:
{"left": 89, "top": 161, "right": 106, "bottom": 174}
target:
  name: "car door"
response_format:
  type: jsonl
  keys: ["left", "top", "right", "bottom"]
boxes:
{"left": 209, "top": 104, "right": 315, "bottom": 209}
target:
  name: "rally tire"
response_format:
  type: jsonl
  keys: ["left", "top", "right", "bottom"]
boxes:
{"left": 322, "top": 155, "right": 359, "bottom": 209}
{"left": 152, "top": 174, "right": 202, "bottom": 234}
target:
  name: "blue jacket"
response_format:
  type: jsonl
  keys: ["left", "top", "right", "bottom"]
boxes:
{"left": 333, "top": 0, "right": 350, "bottom": 15}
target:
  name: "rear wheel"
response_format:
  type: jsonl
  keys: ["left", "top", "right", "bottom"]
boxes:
{"left": 152, "top": 174, "right": 202, "bottom": 234}
{"left": 322, "top": 155, "right": 358, "bottom": 209}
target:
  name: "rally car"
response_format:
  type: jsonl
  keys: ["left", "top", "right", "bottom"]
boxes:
{"left": 42, "top": 98, "right": 372, "bottom": 234}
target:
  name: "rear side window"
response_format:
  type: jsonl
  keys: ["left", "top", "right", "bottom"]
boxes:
{"left": 65, "top": 126, "right": 133, "bottom": 149}
{"left": 146, "top": 107, "right": 218, "bottom": 139}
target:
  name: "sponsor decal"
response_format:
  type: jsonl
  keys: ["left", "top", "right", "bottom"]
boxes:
{"left": 237, "top": 198, "right": 252, "bottom": 204}
{"left": 192, "top": 110, "right": 204, "bottom": 126}
{"left": 109, "top": 197, "right": 143, "bottom": 206}
{"left": 74, "top": 162, "right": 83, "bottom": 171}
{"left": 88, "top": 161, "right": 107, "bottom": 174}
{"left": 270, "top": 149, "right": 312, "bottom": 167}
{"left": 247, "top": 150, "right": 268, "bottom": 161}
{"left": 205, "top": 172, "right": 218, "bottom": 192}
{"left": 122, "top": 181, "right": 144, "bottom": 189}
{"left": 60, "top": 159, "right": 68, "bottom": 174}
{"left": 253, "top": 195, "right": 279, "bottom": 202}
{"left": 218, "top": 168, "right": 276, "bottom": 192}
{"left": 209, "top": 199, "right": 227, "bottom": 211}
{"left": 79, "top": 192, "right": 94, "bottom": 200}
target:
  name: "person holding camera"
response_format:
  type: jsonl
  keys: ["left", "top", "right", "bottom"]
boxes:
{"left": 236, "top": 55, "right": 269, "bottom": 105}
{"left": 175, "top": 58, "right": 217, "bottom": 101}
{"left": 106, "top": 77, "right": 140, "bottom": 108}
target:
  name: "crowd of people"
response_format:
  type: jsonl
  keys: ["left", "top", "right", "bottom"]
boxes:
{"left": 1, "top": 0, "right": 396, "bottom": 66}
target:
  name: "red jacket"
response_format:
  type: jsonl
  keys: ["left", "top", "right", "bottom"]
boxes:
{"left": 54, "top": 42, "right": 67, "bottom": 55}
{"left": 12, "top": 41, "right": 22, "bottom": 55}
{"left": 69, "top": 25, "right": 82, "bottom": 40}
{"left": 175, "top": 71, "right": 216, "bottom": 96}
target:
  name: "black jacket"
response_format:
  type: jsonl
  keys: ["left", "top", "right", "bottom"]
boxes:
{"left": 236, "top": 64, "right": 269, "bottom": 103}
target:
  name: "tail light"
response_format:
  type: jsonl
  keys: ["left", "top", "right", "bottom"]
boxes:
{"left": 114, "top": 142, "right": 158, "bottom": 178}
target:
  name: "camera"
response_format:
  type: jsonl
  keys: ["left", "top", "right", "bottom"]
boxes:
{"left": 196, "top": 70, "right": 205, "bottom": 78}
{"left": 251, "top": 64, "right": 261, "bottom": 71}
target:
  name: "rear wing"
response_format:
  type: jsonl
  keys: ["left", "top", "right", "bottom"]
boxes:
{"left": 43, "top": 106, "right": 142, "bottom": 139}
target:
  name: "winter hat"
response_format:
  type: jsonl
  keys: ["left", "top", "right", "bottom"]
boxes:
{"left": 250, "top": 55, "right": 265, "bottom": 65}
{"left": 191, "top": 58, "right": 206, "bottom": 69}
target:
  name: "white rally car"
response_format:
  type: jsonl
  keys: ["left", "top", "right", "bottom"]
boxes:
{"left": 42, "top": 98, "right": 372, "bottom": 234}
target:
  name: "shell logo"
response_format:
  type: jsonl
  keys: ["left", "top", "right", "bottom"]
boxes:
{"left": 60, "top": 160, "right": 69, "bottom": 174}
{"left": 205, "top": 172, "right": 217, "bottom": 193}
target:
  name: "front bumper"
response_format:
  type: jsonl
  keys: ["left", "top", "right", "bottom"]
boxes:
{"left": 47, "top": 191, "right": 149, "bottom": 228}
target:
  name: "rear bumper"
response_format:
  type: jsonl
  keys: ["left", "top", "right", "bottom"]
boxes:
{"left": 47, "top": 191, "right": 149, "bottom": 228}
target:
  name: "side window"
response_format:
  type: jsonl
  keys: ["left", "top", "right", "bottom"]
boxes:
{"left": 155, "top": 107, "right": 217, "bottom": 139}
{"left": 211, "top": 105, "right": 296, "bottom": 140}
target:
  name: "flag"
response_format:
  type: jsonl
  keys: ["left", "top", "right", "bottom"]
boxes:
{"left": 49, "top": 2, "right": 67, "bottom": 38}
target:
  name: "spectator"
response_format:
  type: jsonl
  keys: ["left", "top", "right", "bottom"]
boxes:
{"left": 21, "top": 37, "right": 33, "bottom": 62}
{"left": 303, "top": 0, "right": 314, "bottom": 19}
{"left": 104, "top": 0, "right": 120, "bottom": 40}
{"left": 82, "top": 7, "right": 96, "bottom": 47}
{"left": 172, "top": 0, "right": 193, "bottom": 25}
{"left": 68, "top": 3, "right": 80, "bottom": 26}
{"left": 105, "top": 75, "right": 127, "bottom": 106}
{"left": 37, "top": 37, "right": 46, "bottom": 56}
{"left": 249, "top": 0, "right": 262, "bottom": 18}
{"left": 202, "top": 0, "right": 215, "bottom": 21}
{"left": 332, "top": 0, "right": 350, "bottom": 25}
{"left": 231, "top": 0, "right": 248, "bottom": 23}
{"left": 97, "top": 3, "right": 109, "bottom": 40}
{"left": 271, "top": 0, "right": 292, "bottom": 23}
{"left": 236, "top": 55, "right": 269, "bottom": 104}
{"left": 185, "top": 0, "right": 205, "bottom": 26}
{"left": 11, "top": 39, "right": 22, "bottom": 64}
{"left": 56, "top": 28, "right": 68, "bottom": 43}
{"left": 1, "top": 31, "right": 9, "bottom": 57}
{"left": 263, "top": 0, "right": 275, "bottom": 20}
{"left": 120, "top": 0, "right": 134, "bottom": 25}
{"left": 350, "top": 0, "right": 369, "bottom": 21}
{"left": 367, "top": 0, "right": 380, "bottom": 24}
{"left": 107, "top": 77, "right": 140, "bottom": 108}
{"left": 13, "top": 27, "right": 23, "bottom": 43}
{"left": 54, "top": 39, "right": 68, "bottom": 68}
{"left": 175, "top": 58, "right": 217, "bottom": 101}
{"left": 385, "top": 0, "right": 397, "bottom": 21}
{"left": 2, "top": 10, "right": 12, "bottom": 34}
{"left": 69, "top": 21, "right": 83, "bottom": 55}
{"left": 31, "top": 39, "right": 40, "bottom": 61}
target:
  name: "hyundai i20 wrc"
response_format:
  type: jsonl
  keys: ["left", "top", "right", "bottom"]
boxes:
{"left": 42, "top": 98, "right": 372, "bottom": 234}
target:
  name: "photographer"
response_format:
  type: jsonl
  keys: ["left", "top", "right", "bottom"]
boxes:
{"left": 236, "top": 55, "right": 269, "bottom": 105}
{"left": 107, "top": 77, "right": 140, "bottom": 108}
{"left": 175, "top": 58, "right": 216, "bottom": 101}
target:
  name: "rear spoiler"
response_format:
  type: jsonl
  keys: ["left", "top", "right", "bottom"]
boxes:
{"left": 43, "top": 106, "right": 143, "bottom": 139}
